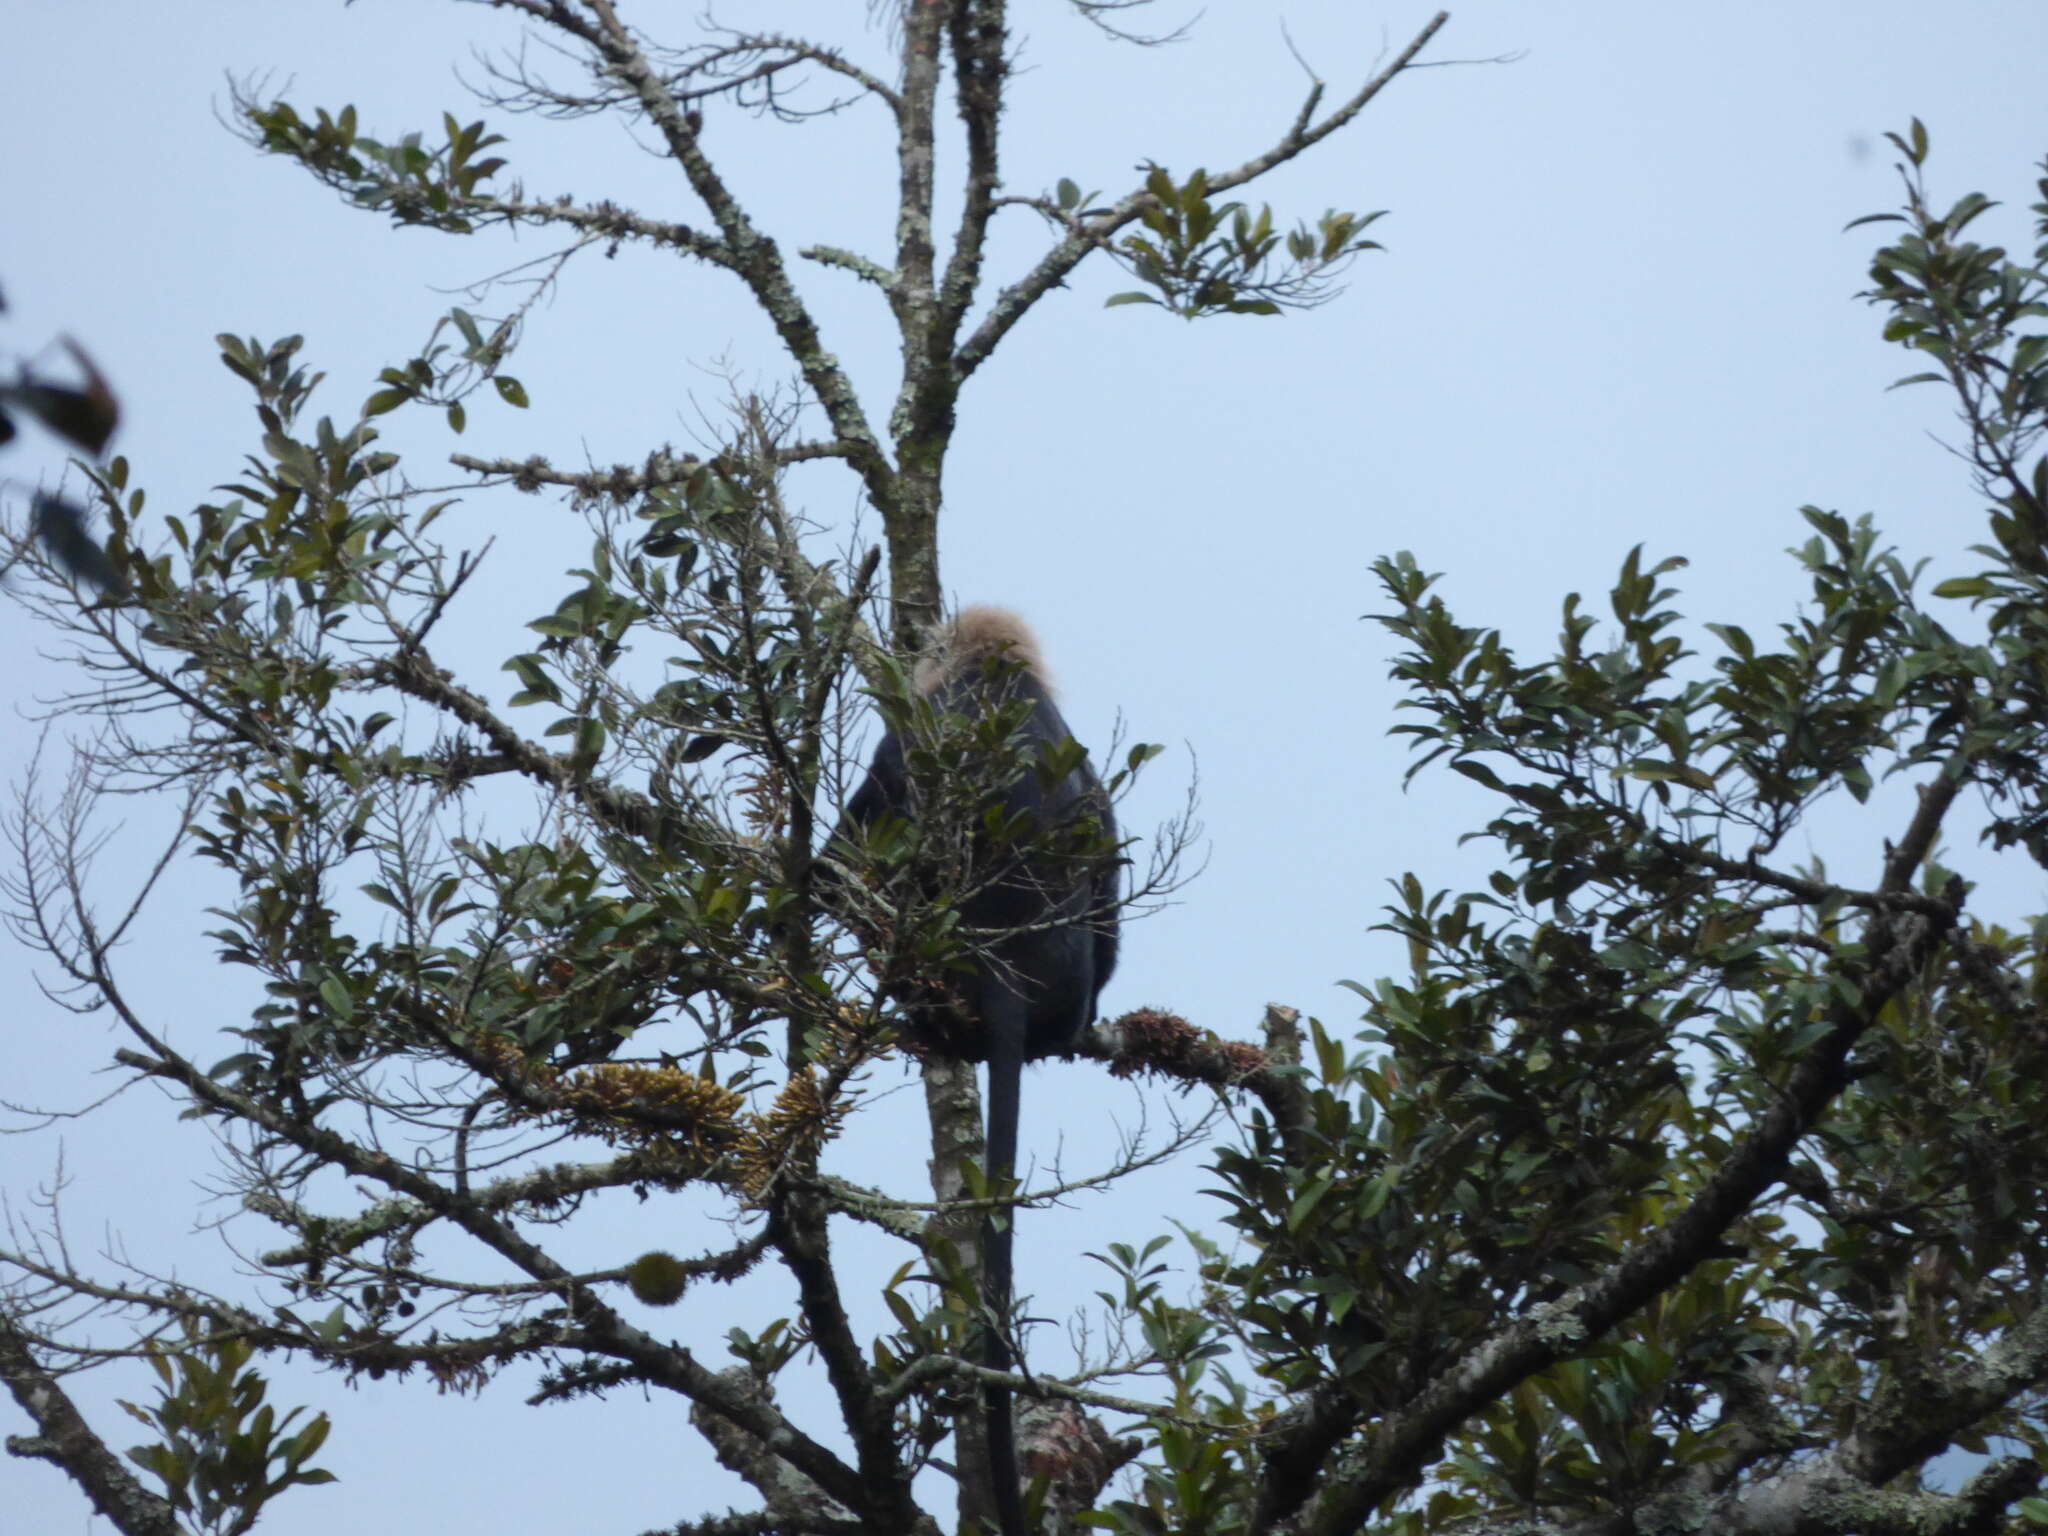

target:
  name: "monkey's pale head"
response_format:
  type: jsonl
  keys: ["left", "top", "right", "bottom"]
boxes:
{"left": 915, "top": 606, "right": 1051, "bottom": 693}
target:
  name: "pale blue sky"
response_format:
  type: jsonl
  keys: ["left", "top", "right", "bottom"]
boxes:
{"left": 4, "top": 3, "right": 2045, "bottom": 1530}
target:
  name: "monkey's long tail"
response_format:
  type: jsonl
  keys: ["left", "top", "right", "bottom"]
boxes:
{"left": 983, "top": 1036, "right": 1027, "bottom": 1536}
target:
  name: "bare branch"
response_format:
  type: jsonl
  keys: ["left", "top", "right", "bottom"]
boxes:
{"left": 954, "top": 11, "right": 1449, "bottom": 378}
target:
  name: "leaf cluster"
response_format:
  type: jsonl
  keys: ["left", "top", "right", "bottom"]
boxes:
{"left": 1106, "top": 166, "right": 1386, "bottom": 319}
{"left": 117, "top": 1319, "right": 336, "bottom": 1536}
{"left": 1123, "top": 127, "right": 2048, "bottom": 1533}
{"left": 243, "top": 99, "right": 508, "bottom": 234}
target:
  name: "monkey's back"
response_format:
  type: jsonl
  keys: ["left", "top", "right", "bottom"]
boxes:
{"left": 922, "top": 670, "right": 1116, "bottom": 1058}
{"left": 841, "top": 667, "right": 1119, "bottom": 1061}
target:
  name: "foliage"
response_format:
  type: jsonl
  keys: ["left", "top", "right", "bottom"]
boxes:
{"left": 0, "top": 7, "right": 1406, "bottom": 1535}
{"left": 117, "top": 1320, "right": 335, "bottom": 1536}
{"left": 1136, "top": 126, "right": 2048, "bottom": 1534}
{"left": 1103, "top": 166, "right": 1386, "bottom": 318}
{"left": 11, "top": 1, "right": 2048, "bottom": 1532}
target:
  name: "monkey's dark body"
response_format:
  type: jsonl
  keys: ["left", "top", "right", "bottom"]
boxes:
{"left": 842, "top": 660, "right": 1119, "bottom": 1060}
{"left": 837, "top": 611, "right": 1118, "bottom": 1536}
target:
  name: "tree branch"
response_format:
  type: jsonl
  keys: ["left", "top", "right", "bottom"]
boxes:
{"left": 1270, "top": 880, "right": 1964, "bottom": 1533}
{"left": 100, "top": 1034, "right": 868, "bottom": 1513}
{"left": 953, "top": 11, "right": 1449, "bottom": 379}
{"left": 571, "top": 0, "right": 897, "bottom": 509}
{"left": 0, "top": 1313, "right": 183, "bottom": 1536}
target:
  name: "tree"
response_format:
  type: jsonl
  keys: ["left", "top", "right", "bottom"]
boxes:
{"left": 10, "top": 7, "right": 2048, "bottom": 1536}
{"left": 1, "top": 4, "right": 1432, "bottom": 1533}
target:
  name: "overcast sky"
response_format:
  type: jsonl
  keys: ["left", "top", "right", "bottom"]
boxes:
{"left": 6, "top": 3, "right": 2046, "bottom": 1530}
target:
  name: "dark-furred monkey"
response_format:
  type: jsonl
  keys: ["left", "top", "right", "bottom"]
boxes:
{"left": 837, "top": 606, "right": 1119, "bottom": 1536}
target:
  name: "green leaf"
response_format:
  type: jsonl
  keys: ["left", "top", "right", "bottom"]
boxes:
{"left": 494, "top": 376, "right": 529, "bottom": 408}
{"left": 1705, "top": 622, "right": 1753, "bottom": 660}
{"left": 678, "top": 733, "right": 727, "bottom": 763}
{"left": 502, "top": 653, "right": 563, "bottom": 705}
{"left": 1451, "top": 758, "right": 1507, "bottom": 792}
{"left": 1931, "top": 576, "right": 1991, "bottom": 599}
{"left": 290, "top": 1414, "right": 332, "bottom": 1458}
{"left": 1944, "top": 190, "right": 1994, "bottom": 232}
{"left": 1285, "top": 1174, "right": 1335, "bottom": 1232}
{"left": 1627, "top": 759, "right": 1715, "bottom": 790}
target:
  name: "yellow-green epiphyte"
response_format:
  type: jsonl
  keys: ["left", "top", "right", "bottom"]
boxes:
{"left": 627, "top": 1251, "right": 688, "bottom": 1306}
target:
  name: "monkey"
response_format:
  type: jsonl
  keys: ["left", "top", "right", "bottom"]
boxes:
{"left": 835, "top": 606, "right": 1119, "bottom": 1536}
